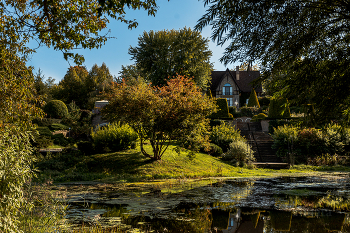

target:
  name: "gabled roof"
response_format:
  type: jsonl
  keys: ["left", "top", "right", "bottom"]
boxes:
{"left": 210, "top": 68, "right": 262, "bottom": 93}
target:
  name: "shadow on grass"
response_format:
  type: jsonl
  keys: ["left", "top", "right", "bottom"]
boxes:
{"left": 34, "top": 145, "right": 162, "bottom": 182}
{"left": 86, "top": 149, "right": 154, "bottom": 174}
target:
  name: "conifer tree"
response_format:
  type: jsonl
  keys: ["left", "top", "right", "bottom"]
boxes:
{"left": 247, "top": 89, "right": 260, "bottom": 108}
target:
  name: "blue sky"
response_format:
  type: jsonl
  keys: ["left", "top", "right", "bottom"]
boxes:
{"left": 27, "top": 0, "right": 239, "bottom": 83}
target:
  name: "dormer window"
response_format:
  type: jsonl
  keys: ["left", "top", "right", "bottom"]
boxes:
{"left": 223, "top": 83, "right": 232, "bottom": 95}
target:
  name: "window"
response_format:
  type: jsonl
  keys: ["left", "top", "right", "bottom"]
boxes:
{"left": 226, "top": 98, "right": 233, "bottom": 106}
{"left": 223, "top": 83, "right": 232, "bottom": 95}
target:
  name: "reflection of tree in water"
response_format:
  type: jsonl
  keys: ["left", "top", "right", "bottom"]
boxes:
{"left": 263, "top": 211, "right": 347, "bottom": 233}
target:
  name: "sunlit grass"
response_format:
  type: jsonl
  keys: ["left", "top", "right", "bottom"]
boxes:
{"left": 36, "top": 141, "right": 349, "bottom": 184}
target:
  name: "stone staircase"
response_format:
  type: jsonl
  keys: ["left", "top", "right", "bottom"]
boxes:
{"left": 237, "top": 122, "right": 289, "bottom": 168}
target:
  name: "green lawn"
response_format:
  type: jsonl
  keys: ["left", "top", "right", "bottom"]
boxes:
{"left": 35, "top": 142, "right": 350, "bottom": 184}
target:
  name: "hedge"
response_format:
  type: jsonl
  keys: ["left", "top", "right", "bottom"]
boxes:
{"left": 44, "top": 100, "right": 69, "bottom": 119}
{"left": 247, "top": 89, "right": 260, "bottom": 108}
{"left": 210, "top": 98, "right": 231, "bottom": 118}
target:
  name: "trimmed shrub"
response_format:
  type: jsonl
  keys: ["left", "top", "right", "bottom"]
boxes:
{"left": 210, "top": 122, "right": 243, "bottom": 152}
{"left": 247, "top": 89, "right": 260, "bottom": 108}
{"left": 239, "top": 106, "right": 261, "bottom": 117}
{"left": 51, "top": 134, "right": 69, "bottom": 147}
{"left": 44, "top": 100, "right": 69, "bottom": 119}
{"left": 32, "top": 118, "right": 62, "bottom": 127}
{"left": 222, "top": 140, "right": 255, "bottom": 166}
{"left": 252, "top": 113, "right": 267, "bottom": 122}
{"left": 33, "top": 136, "right": 53, "bottom": 148}
{"left": 268, "top": 97, "right": 290, "bottom": 118}
{"left": 91, "top": 122, "right": 138, "bottom": 152}
{"left": 49, "top": 123, "right": 70, "bottom": 131}
{"left": 210, "top": 98, "right": 231, "bottom": 118}
{"left": 37, "top": 127, "right": 53, "bottom": 137}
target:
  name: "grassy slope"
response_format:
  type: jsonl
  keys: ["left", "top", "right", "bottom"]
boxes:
{"left": 36, "top": 141, "right": 350, "bottom": 183}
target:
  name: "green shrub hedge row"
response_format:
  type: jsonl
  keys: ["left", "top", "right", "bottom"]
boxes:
{"left": 91, "top": 122, "right": 138, "bottom": 152}
{"left": 210, "top": 98, "right": 232, "bottom": 118}
{"left": 272, "top": 123, "right": 350, "bottom": 164}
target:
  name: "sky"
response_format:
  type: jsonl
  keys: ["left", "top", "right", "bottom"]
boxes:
{"left": 27, "top": 0, "right": 239, "bottom": 83}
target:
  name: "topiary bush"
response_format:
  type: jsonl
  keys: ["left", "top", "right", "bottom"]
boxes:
{"left": 252, "top": 113, "right": 267, "bottom": 122}
{"left": 210, "top": 122, "right": 243, "bottom": 152}
{"left": 91, "top": 122, "right": 138, "bottom": 152}
{"left": 247, "top": 89, "right": 260, "bottom": 108}
{"left": 43, "top": 100, "right": 69, "bottom": 119}
{"left": 210, "top": 98, "right": 231, "bottom": 118}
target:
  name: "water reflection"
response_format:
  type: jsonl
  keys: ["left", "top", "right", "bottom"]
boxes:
{"left": 63, "top": 175, "right": 350, "bottom": 232}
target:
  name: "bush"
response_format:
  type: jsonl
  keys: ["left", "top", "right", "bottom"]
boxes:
{"left": 49, "top": 123, "right": 70, "bottom": 131}
{"left": 252, "top": 113, "right": 267, "bottom": 122}
{"left": 37, "top": 127, "right": 53, "bottom": 137}
{"left": 206, "top": 143, "right": 223, "bottom": 157}
{"left": 77, "top": 141, "right": 95, "bottom": 155}
{"left": 268, "top": 119, "right": 293, "bottom": 134}
{"left": 268, "top": 97, "right": 290, "bottom": 118}
{"left": 271, "top": 124, "right": 300, "bottom": 158}
{"left": 43, "top": 100, "right": 69, "bottom": 119}
{"left": 51, "top": 134, "right": 69, "bottom": 147}
{"left": 272, "top": 124, "right": 350, "bottom": 164}
{"left": 210, "top": 98, "right": 231, "bottom": 118}
{"left": 222, "top": 140, "right": 255, "bottom": 166}
{"left": 322, "top": 123, "right": 345, "bottom": 155}
{"left": 247, "top": 89, "right": 260, "bottom": 108}
{"left": 298, "top": 128, "right": 325, "bottom": 160}
{"left": 91, "top": 122, "right": 138, "bottom": 152}
{"left": 32, "top": 118, "right": 62, "bottom": 127}
{"left": 210, "top": 123, "right": 243, "bottom": 152}
{"left": 209, "top": 119, "right": 224, "bottom": 127}
{"left": 33, "top": 136, "right": 53, "bottom": 148}
{"left": 239, "top": 106, "right": 261, "bottom": 117}
{"left": 67, "top": 101, "right": 81, "bottom": 122}
{"left": 258, "top": 96, "right": 271, "bottom": 107}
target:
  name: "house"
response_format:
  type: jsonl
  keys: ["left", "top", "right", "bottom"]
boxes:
{"left": 210, "top": 66, "right": 262, "bottom": 108}
{"left": 92, "top": 100, "right": 109, "bottom": 128}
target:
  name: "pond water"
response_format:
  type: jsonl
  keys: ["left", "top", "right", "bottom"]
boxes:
{"left": 59, "top": 174, "right": 350, "bottom": 232}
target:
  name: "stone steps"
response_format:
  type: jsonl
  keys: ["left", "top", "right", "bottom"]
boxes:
{"left": 237, "top": 122, "right": 284, "bottom": 164}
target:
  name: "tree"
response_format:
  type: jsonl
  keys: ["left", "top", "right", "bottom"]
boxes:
{"left": 0, "top": 48, "right": 43, "bottom": 232}
{"left": 54, "top": 64, "right": 114, "bottom": 109}
{"left": 195, "top": 0, "right": 350, "bottom": 123}
{"left": 128, "top": 27, "right": 213, "bottom": 89}
{"left": 102, "top": 76, "right": 217, "bottom": 160}
{"left": 239, "top": 62, "right": 259, "bottom": 71}
{"left": 2, "top": 0, "right": 162, "bottom": 64}
{"left": 1, "top": 1, "right": 165, "bottom": 231}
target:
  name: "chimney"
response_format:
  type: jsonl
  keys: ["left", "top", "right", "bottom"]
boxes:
{"left": 236, "top": 66, "right": 239, "bottom": 80}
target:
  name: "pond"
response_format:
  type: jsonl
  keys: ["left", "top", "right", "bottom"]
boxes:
{"left": 57, "top": 174, "right": 350, "bottom": 232}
